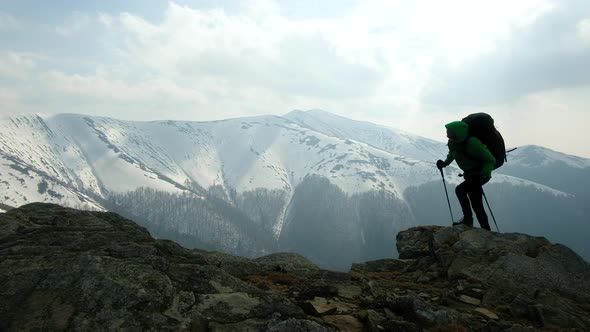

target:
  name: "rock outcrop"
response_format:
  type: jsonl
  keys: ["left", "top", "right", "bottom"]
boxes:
{"left": 0, "top": 204, "right": 312, "bottom": 331}
{"left": 1, "top": 203, "right": 589, "bottom": 331}
{"left": 396, "top": 225, "right": 590, "bottom": 330}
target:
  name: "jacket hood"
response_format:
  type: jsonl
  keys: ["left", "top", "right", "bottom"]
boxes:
{"left": 445, "top": 121, "right": 469, "bottom": 142}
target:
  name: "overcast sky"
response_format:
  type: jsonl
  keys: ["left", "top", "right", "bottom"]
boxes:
{"left": 1, "top": 0, "right": 589, "bottom": 157}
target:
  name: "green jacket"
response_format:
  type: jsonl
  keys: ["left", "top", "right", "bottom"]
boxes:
{"left": 443, "top": 121, "right": 496, "bottom": 178}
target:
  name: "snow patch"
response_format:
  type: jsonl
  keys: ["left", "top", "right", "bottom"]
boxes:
{"left": 510, "top": 145, "right": 590, "bottom": 169}
{"left": 0, "top": 112, "right": 580, "bottom": 226}
{"left": 491, "top": 174, "right": 570, "bottom": 198}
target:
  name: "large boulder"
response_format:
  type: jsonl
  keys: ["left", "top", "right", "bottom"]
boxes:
{"left": 0, "top": 203, "right": 310, "bottom": 331}
{"left": 397, "top": 225, "right": 590, "bottom": 329}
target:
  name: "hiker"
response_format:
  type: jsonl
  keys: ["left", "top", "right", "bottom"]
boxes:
{"left": 436, "top": 121, "right": 496, "bottom": 231}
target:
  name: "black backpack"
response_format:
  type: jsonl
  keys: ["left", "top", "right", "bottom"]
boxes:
{"left": 461, "top": 113, "right": 506, "bottom": 169}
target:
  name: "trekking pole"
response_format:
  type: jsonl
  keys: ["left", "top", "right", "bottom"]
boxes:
{"left": 439, "top": 168, "right": 455, "bottom": 225}
{"left": 482, "top": 189, "right": 500, "bottom": 232}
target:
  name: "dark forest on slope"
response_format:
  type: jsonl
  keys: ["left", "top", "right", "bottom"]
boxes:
{"left": 107, "top": 173, "right": 590, "bottom": 270}
{"left": 107, "top": 175, "right": 414, "bottom": 270}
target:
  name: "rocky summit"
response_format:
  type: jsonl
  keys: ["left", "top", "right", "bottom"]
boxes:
{"left": 1, "top": 203, "right": 589, "bottom": 331}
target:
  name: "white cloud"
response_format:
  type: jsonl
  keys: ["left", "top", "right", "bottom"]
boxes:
{"left": 5, "top": 1, "right": 560, "bottom": 119}
{"left": 239, "top": 0, "right": 281, "bottom": 20}
{"left": 98, "top": 13, "right": 114, "bottom": 28}
{"left": 0, "top": 12, "right": 21, "bottom": 30}
{"left": 2, "top": 1, "right": 590, "bottom": 157}
{"left": 578, "top": 18, "right": 590, "bottom": 43}
{"left": 363, "top": 85, "right": 590, "bottom": 159}
{"left": 466, "top": 86, "right": 590, "bottom": 158}
{"left": 0, "top": 88, "right": 21, "bottom": 110}
{"left": 422, "top": 1, "right": 590, "bottom": 107}
{"left": 118, "top": 4, "right": 281, "bottom": 70}
{"left": 0, "top": 52, "right": 36, "bottom": 79}
{"left": 114, "top": 2, "right": 385, "bottom": 103}
{"left": 341, "top": 0, "right": 554, "bottom": 65}
{"left": 56, "top": 12, "right": 92, "bottom": 36}
{"left": 39, "top": 70, "right": 206, "bottom": 104}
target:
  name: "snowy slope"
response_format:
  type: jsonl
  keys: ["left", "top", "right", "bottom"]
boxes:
{"left": 0, "top": 113, "right": 440, "bottom": 213}
{"left": 4, "top": 114, "right": 442, "bottom": 194}
{"left": 497, "top": 144, "right": 590, "bottom": 202}
{"left": 44, "top": 115, "right": 200, "bottom": 195}
{"left": 484, "top": 174, "right": 569, "bottom": 197}
{"left": 285, "top": 109, "right": 446, "bottom": 162}
{"left": 505, "top": 145, "right": 590, "bottom": 169}
{"left": 197, "top": 115, "right": 441, "bottom": 196}
{"left": 283, "top": 110, "right": 574, "bottom": 198}
{"left": 0, "top": 153, "right": 104, "bottom": 210}
{"left": 284, "top": 110, "right": 590, "bottom": 171}
{"left": 1, "top": 112, "right": 578, "bottom": 207}
{"left": 0, "top": 113, "right": 447, "bottom": 244}
{"left": 0, "top": 114, "right": 193, "bottom": 208}
{"left": 429, "top": 163, "right": 569, "bottom": 199}
{"left": 0, "top": 114, "right": 86, "bottom": 190}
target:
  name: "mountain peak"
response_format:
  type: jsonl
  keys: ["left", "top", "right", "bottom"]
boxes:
{"left": 283, "top": 109, "right": 446, "bottom": 162}
{"left": 511, "top": 145, "right": 590, "bottom": 169}
{"left": 284, "top": 108, "right": 331, "bottom": 116}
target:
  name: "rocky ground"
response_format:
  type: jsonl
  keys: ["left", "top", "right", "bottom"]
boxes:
{"left": 1, "top": 203, "right": 589, "bottom": 331}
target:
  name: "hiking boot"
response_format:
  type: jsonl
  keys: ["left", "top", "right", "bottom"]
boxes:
{"left": 452, "top": 217, "right": 473, "bottom": 227}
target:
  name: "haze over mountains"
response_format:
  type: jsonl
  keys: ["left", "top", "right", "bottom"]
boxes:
{"left": 1, "top": 110, "right": 588, "bottom": 269}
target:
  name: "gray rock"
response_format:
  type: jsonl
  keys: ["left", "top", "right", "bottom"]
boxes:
{"left": 503, "top": 324, "right": 537, "bottom": 332}
{"left": 200, "top": 251, "right": 262, "bottom": 279}
{"left": 466, "top": 249, "right": 589, "bottom": 305}
{"left": 187, "top": 317, "right": 330, "bottom": 332}
{"left": 388, "top": 295, "right": 463, "bottom": 326}
{"left": 380, "top": 319, "right": 421, "bottom": 332}
{"left": 254, "top": 252, "right": 320, "bottom": 275}
{"left": 323, "top": 315, "right": 363, "bottom": 331}
{"left": 366, "top": 309, "right": 386, "bottom": 332}
{"left": 202, "top": 251, "right": 321, "bottom": 280}
{"left": 0, "top": 203, "right": 308, "bottom": 331}
{"left": 336, "top": 285, "right": 362, "bottom": 299}
{"left": 416, "top": 273, "right": 431, "bottom": 283}
{"left": 209, "top": 319, "right": 265, "bottom": 332}
{"left": 397, "top": 225, "right": 590, "bottom": 330}
{"left": 350, "top": 259, "right": 411, "bottom": 272}
{"left": 509, "top": 294, "right": 531, "bottom": 319}
{"left": 531, "top": 295, "right": 590, "bottom": 330}
{"left": 396, "top": 226, "right": 442, "bottom": 259}
{"left": 267, "top": 318, "right": 329, "bottom": 332}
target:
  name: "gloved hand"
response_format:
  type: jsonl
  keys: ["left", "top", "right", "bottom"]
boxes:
{"left": 436, "top": 160, "right": 447, "bottom": 170}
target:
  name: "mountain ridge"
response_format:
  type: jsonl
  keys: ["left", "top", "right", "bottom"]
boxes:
{"left": 1, "top": 110, "right": 589, "bottom": 267}
{"left": 3, "top": 111, "right": 584, "bottom": 203}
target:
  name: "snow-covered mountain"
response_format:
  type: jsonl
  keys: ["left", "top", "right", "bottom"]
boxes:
{"left": 1, "top": 113, "right": 432, "bottom": 206}
{"left": 1, "top": 111, "right": 588, "bottom": 268}
{"left": 499, "top": 145, "right": 590, "bottom": 200}
{"left": 507, "top": 145, "right": 590, "bottom": 169}
{"left": 285, "top": 109, "right": 446, "bottom": 161}
{"left": 2, "top": 114, "right": 424, "bottom": 194}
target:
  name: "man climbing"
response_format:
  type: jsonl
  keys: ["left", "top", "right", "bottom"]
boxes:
{"left": 436, "top": 121, "right": 496, "bottom": 231}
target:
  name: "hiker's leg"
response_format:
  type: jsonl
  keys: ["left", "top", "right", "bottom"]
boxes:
{"left": 455, "top": 181, "right": 473, "bottom": 222}
{"left": 467, "top": 182, "right": 491, "bottom": 231}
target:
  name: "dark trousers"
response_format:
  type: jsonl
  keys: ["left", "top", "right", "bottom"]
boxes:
{"left": 455, "top": 177, "right": 491, "bottom": 230}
